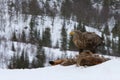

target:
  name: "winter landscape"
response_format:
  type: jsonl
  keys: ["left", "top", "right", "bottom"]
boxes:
{"left": 0, "top": 0, "right": 120, "bottom": 80}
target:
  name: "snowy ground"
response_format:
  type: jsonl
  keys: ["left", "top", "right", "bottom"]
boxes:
{"left": 0, "top": 58, "right": 120, "bottom": 80}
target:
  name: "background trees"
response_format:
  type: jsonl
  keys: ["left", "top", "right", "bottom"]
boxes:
{"left": 60, "top": 22, "right": 67, "bottom": 51}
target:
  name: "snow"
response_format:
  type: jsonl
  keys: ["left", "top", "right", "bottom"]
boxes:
{"left": 85, "top": 26, "right": 102, "bottom": 36}
{"left": 0, "top": 58, "right": 120, "bottom": 80}
{"left": 0, "top": 1, "right": 119, "bottom": 79}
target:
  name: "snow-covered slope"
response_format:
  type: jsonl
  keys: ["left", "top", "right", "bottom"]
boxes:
{"left": 0, "top": 59, "right": 120, "bottom": 80}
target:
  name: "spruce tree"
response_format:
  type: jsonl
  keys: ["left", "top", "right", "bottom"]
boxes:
{"left": 111, "top": 39, "right": 117, "bottom": 56}
{"left": 8, "top": 50, "right": 30, "bottom": 69}
{"left": 117, "top": 33, "right": 120, "bottom": 56}
{"left": 32, "top": 48, "right": 46, "bottom": 68}
{"left": 54, "top": 40, "right": 59, "bottom": 48}
{"left": 21, "top": 30, "right": 26, "bottom": 42}
{"left": 29, "top": 18, "right": 38, "bottom": 44}
{"left": 103, "top": 24, "right": 110, "bottom": 35}
{"left": 61, "top": 0, "right": 72, "bottom": 19}
{"left": 11, "top": 31, "right": 17, "bottom": 41}
{"left": 60, "top": 23, "right": 67, "bottom": 51}
{"left": 105, "top": 36, "right": 111, "bottom": 55}
{"left": 112, "top": 21, "right": 120, "bottom": 37}
{"left": 77, "top": 21, "right": 86, "bottom": 32}
{"left": 11, "top": 43, "right": 15, "bottom": 52}
{"left": 29, "top": 0, "right": 42, "bottom": 15}
{"left": 42, "top": 27, "right": 51, "bottom": 47}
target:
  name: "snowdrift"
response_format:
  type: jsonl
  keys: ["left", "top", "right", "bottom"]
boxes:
{"left": 0, "top": 58, "right": 120, "bottom": 80}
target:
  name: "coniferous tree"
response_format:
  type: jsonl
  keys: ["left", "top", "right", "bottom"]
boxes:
{"left": 111, "top": 39, "right": 117, "bottom": 56}
{"left": 8, "top": 50, "right": 30, "bottom": 69}
{"left": 21, "top": 30, "right": 26, "bottom": 42}
{"left": 77, "top": 21, "right": 86, "bottom": 32}
{"left": 105, "top": 36, "right": 111, "bottom": 55}
{"left": 60, "top": 23, "right": 67, "bottom": 51}
{"left": 31, "top": 36, "right": 46, "bottom": 68}
{"left": 44, "top": 0, "right": 51, "bottom": 16}
{"left": 42, "top": 27, "right": 51, "bottom": 47}
{"left": 117, "top": 33, "right": 120, "bottom": 56}
{"left": 54, "top": 40, "right": 59, "bottom": 48}
{"left": 29, "top": 0, "right": 42, "bottom": 15}
{"left": 11, "top": 31, "right": 17, "bottom": 41}
{"left": 8, "top": 53, "right": 17, "bottom": 69}
{"left": 24, "top": 51, "right": 29, "bottom": 68}
{"left": 11, "top": 43, "right": 15, "bottom": 52}
{"left": 31, "top": 48, "right": 46, "bottom": 68}
{"left": 98, "top": 33, "right": 106, "bottom": 54}
{"left": 112, "top": 21, "right": 120, "bottom": 37}
{"left": 61, "top": 0, "right": 72, "bottom": 19}
{"left": 100, "top": 0, "right": 110, "bottom": 23}
{"left": 29, "top": 18, "right": 36, "bottom": 44}
{"left": 103, "top": 24, "right": 110, "bottom": 35}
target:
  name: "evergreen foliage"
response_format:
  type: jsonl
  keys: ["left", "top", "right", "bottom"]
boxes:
{"left": 77, "top": 22, "right": 86, "bottom": 32}
{"left": 11, "top": 43, "right": 15, "bottom": 52}
{"left": 117, "top": 34, "right": 120, "bottom": 56}
{"left": 11, "top": 31, "right": 17, "bottom": 41}
{"left": 29, "top": 17, "right": 40, "bottom": 44}
{"left": 112, "top": 21, "right": 120, "bottom": 37}
{"left": 8, "top": 50, "right": 29, "bottom": 69}
{"left": 42, "top": 27, "right": 52, "bottom": 47}
{"left": 54, "top": 40, "right": 59, "bottom": 48}
{"left": 60, "top": 22, "right": 67, "bottom": 51}
{"left": 61, "top": 0, "right": 73, "bottom": 19}
{"left": 29, "top": 0, "right": 43, "bottom": 15}
{"left": 103, "top": 24, "right": 110, "bottom": 35}
{"left": 31, "top": 48, "right": 46, "bottom": 68}
{"left": 21, "top": 30, "right": 26, "bottom": 42}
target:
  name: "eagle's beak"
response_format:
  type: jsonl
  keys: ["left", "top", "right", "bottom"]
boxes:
{"left": 69, "top": 31, "right": 75, "bottom": 36}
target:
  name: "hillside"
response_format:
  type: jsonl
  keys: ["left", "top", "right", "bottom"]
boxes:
{"left": 0, "top": 0, "right": 120, "bottom": 69}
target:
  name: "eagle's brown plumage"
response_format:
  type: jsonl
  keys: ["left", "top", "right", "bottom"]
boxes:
{"left": 70, "top": 30, "right": 103, "bottom": 53}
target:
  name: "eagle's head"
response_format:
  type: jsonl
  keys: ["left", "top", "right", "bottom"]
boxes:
{"left": 69, "top": 30, "right": 81, "bottom": 36}
{"left": 69, "top": 31, "right": 75, "bottom": 36}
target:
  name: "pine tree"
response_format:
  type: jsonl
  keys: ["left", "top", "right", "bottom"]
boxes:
{"left": 11, "top": 31, "right": 17, "bottom": 41}
{"left": 21, "top": 30, "right": 26, "bottom": 42}
{"left": 42, "top": 27, "right": 51, "bottom": 47}
{"left": 105, "top": 36, "right": 111, "bottom": 55}
{"left": 8, "top": 53, "right": 17, "bottom": 69}
{"left": 24, "top": 51, "right": 29, "bottom": 68}
{"left": 60, "top": 23, "right": 67, "bottom": 51}
{"left": 77, "top": 21, "right": 86, "bottom": 32}
{"left": 111, "top": 39, "right": 117, "bottom": 56}
{"left": 98, "top": 33, "right": 106, "bottom": 54}
{"left": 11, "top": 43, "right": 15, "bottom": 52}
{"left": 44, "top": 0, "right": 51, "bottom": 16}
{"left": 100, "top": 0, "right": 110, "bottom": 23}
{"left": 29, "top": 0, "right": 42, "bottom": 15}
{"left": 29, "top": 18, "right": 36, "bottom": 44}
{"left": 32, "top": 48, "right": 46, "bottom": 68}
{"left": 103, "top": 24, "right": 110, "bottom": 35}
{"left": 112, "top": 21, "right": 120, "bottom": 37}
{"left": 117, "top": 34, "right": 120, "bottom": 56}
{"left": 8, "top": 50, "right": 30, "bottom": 69}
{"left": 54, "top": 40, "right": 59, "bottom": 48}
{"left": 61, "top": 0, "right": 72, "bottom": 19}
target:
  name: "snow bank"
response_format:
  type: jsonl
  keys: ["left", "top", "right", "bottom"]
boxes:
{"left": 0, "top": 58, "right": 120, "bottom": 80}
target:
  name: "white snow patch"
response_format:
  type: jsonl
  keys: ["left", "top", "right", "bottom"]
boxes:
{"left": 0, "top": 58, "right": 120, "bottom": 80}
